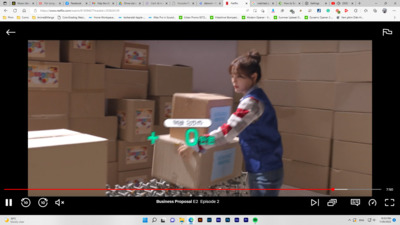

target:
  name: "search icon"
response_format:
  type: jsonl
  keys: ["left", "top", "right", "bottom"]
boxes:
{"left": 152, "top": 218, "right": 157, "bottom": 223}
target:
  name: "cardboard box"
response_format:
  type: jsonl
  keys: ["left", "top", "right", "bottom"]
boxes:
{"left": 275, "top": 107, "right": 334, "bottom": 138}
{"left": 70, "top": 91, "right": 105, "bottom": 118}
{"left": 148, "top": 96, "right": 173, "bottom": 125}
{"left": 268, "top": 41, "right": 302, "bottom": 54}
{"left": 118, "top": 168, "right": 152, "bottom": 186}
{"left": 71, "top": 63, "right": 105, "bottom": 90}
{"left": 28, "top": 115, "right": 69, "bottom": 131}
{"left": 296, "top": 81, "right": 335, "bottom": 110}
{"left": 148, "top": 64, "right": 193, "bottom": 96}
{"left": 105, "top": 68, "right": 148, "bottom": 99}
{"left": 259, "top": 56, "right": 268, "bottom": 81}
{"left": 299, "top": 53, "right": 337, "bottom": 81}
{"left": 333, "top": 112, "right": 372, "bottom": 143}
{"left": 339, "top": 41, "right": 372, "bottom": 52}
{"left": 282, "top": 158, "right": 329, "bottom": 195}
{"left": 107, "top": 162, "right": 118, "bottom": 188}
{"left": 332, "top": 141, "right": 372, "bottom": 175}
{"left": 237, "top": 40, "right": 268, "bottom": 56}
{"left": 69, "top": 116, "right": 118, "bottom": 140}
{"left": 263, "top": 54, "right": 300, "bottom": 80}
{"left": 118, "top": 141, "right": 153, "bottom": 171}
{"left": 300, "top": 41, "right": 339, "bottom": 53}
{"left": 28, "top": 61, "right": 72, "bottom": 91}
{"left": 28, "top": 91, "right": 69, "bottom": 116}
{"left": 329, "top": 168, "right": 372, "bottom": 196}
{"left": 28, "top": 129, "right": 107, "bottom": 196}
{"left": 259, "top": 80, "right": 338, "bottom": 111}
{"left": 28, "top": 40, "right": 60, "bottom": 62}
{"left": 334, "top": 82, "right": 372, "bottom": 113}
{"left": 154, "top": 125, "right": 170, "bottom": 135}
{"left": 336, "top": 52, "right": 372, "bottom": 82}
{"left": 108, "top": 140, "right": 117, "bottom": 162}
{"left": 269, "top": 41, "right": 338, "bottom": 53}
{"left": 108, "top": 99, "right": 155, "bottom": 142}
{"left": 96, "top": 41, "right": 149, "bottom": 70}
{"left": 60, "top": 40, "right": 96, "bottom": 63}
{"left": 259, "top": 80, "right": 297, "bottom": 107}
{"left": 152, "top": 135, "right": 243, "bottom": 189}
{"left": 281, "top": 133, "right": 331, "bottom": 166}
{"left": 170, "top": 93, "right": 232, "bottom": 141}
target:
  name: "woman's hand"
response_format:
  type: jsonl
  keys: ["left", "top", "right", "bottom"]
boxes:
{"left": 177, "top": 144, "right": 195, "bottom": 159}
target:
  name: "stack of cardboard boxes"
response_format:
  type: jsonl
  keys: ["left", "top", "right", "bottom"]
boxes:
{"left": 148, "top": 64, "right": 194, "bottom": 135}
{"left": 97, "top": 41, "right": 155, "bottom": 187}
{"left": 60, "top": 41, "right": 118, "bottom": 189}
{"left": 330, "top": 42, "right": 372, "bottom": 196}
{"left": 237, "top": 40, "right": 372, "bottom": 195}
{"left": 28, "top": 40, "right": 117, "bottom": 196}
{"left": 99, "top": 41, "right": 195, "bottom": 187}
{"left": 28, "top": 40, "right": 70, "bottom": 130}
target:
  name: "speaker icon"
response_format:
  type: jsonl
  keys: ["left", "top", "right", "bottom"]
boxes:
{"left": 55, "top": 199, "right": 64, "bottom": 206}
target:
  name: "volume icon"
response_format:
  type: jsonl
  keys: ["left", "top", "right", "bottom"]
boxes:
{"left": 5, "top": 199, "right": 12, "bottom": 207}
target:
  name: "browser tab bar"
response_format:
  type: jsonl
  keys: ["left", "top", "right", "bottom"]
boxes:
{"left": 249, "top": 0, "right": 400, "bottom": 7}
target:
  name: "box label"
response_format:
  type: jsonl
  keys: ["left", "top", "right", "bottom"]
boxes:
{"left": 126, "top": 145, "right": 148, "bottom": 164}
{"left": 28, "top": 40, "right": 46, "bottom": 58}
{"left": 164, "top": 102, "right": 172, "bottom": 119}
{"left": 136, "top": 108, "right": 152, "bottom": 134}
{"left": 209, "top": 106, "right": 231, "bottom": 132}
{"left": 124, "top": 47, "right": 147, "bottom": 66}
{"left": 28, "top": 64, "right": 59, "bottom": 88}
{"left": 117, "top": 111, "right": 127, "bottom": 129}
{"left": 211, "top": 148, "right": 236, "bottom": 181}
{"left": 73, "top": 40, "right": 93, "bottom": 50}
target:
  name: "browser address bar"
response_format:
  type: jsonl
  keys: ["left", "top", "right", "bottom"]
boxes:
{"left": 38, "top": 9, "right": 121, "bottom": 13}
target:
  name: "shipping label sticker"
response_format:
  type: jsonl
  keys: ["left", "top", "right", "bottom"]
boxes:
{"left": 28, "top": 40, "right": 46, "bottom": 58}
{"left": 28, "top": 64, "right": 59, "bottom": 88}
{"left": 135, "top": 108, "right": 152, "bottom": 134}
{"left": 209, "top": 106, "right": 231, "bottom": 132}
{"left": 125, "top": 175, "right": 148, "bottom": 187}
{"left": 117, "top": 111, "right": 127, "bottom": 129}
{"left": 126, "top": 146, "right": 148, "bottom": 164}
{"left": 164, "top": 102, "right": 172, "bottom": 119}
{"left": 211, "top": 148, "right": 236, "bottom": 181}
{"left": 123, "top": 47, "right": 147, "bottom": 66}
{"left": 73, "top": 40, "right": 92, "bottom": 50}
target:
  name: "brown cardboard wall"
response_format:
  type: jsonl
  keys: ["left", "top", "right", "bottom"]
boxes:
{"left": 260, "top": 41, "right": 372, "bottom": 196}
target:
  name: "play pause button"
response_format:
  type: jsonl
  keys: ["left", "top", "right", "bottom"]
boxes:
{"left": 5, "top": 199, "right": 12, "bottom": 207}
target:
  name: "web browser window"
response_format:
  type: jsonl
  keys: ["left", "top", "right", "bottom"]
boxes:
{"left": 0, "top": 1, "right": 398, "bottom": 224}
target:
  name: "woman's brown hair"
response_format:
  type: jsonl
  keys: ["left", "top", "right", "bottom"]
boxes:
{"left": 229, "top": 50, "right": 262, "bottom": 83}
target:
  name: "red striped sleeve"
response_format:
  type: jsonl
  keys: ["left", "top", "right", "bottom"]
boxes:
{"left": 233, "top": 108, "right": 250, "bottom": 118}
{"left": 198, "top": 144, "right": 205, "bottom": 153}
{"left": 220, "top": 123, "right": 232, "bottom": 135}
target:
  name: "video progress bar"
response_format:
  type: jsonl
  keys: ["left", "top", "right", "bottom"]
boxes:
{"left": 334, "top": 188, "right": 382, "bottom": 191}
{"left": 5, "top": 188, "right": 335, "bottom": 191}
{"left": 4, "top": 188, "right": 382, "bottom": 191}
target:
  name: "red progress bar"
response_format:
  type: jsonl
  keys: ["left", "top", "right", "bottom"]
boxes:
{"left": 4, "top": 188, "right": 335, "bottom": 191}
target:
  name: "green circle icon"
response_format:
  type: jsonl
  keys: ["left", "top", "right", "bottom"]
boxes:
{"left": 253, "top": 217, "right": 258, "bottom": 223}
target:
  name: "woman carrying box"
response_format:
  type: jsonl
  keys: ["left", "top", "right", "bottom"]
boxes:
{"left": 178, "top": 51, "right": 284, "bottom": 197}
